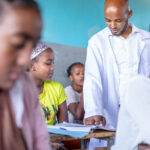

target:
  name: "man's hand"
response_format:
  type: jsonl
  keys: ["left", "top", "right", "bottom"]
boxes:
{"left": 83, "top": 115, "right": 106, "bottom": 126}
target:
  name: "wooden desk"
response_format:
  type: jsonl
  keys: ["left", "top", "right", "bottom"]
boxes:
{"left": 50, "top": 130, "right": 115, "bottom": 150}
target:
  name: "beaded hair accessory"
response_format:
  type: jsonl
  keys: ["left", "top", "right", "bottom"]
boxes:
{"left": 30, "top": 41, "right": 49, "bottom": 60}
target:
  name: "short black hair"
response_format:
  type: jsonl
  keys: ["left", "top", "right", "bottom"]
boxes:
{"left": 67, "top": 62, "right": 84, "bottom": 77}
{"left": 0, "top": 0, "right": 40, "bottom": 16}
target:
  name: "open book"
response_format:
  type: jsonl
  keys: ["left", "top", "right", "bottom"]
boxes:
{"left": 47, "top": 122, "right": 115, "bottom": 138}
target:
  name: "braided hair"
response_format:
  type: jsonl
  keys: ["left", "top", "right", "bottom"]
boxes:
{"left": 67, "top": 62, "right": 84, "bottom": 77}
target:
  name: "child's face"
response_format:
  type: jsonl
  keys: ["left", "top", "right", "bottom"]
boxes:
{"left": 70, "top": 65, "right": 84, "bottom": 86}
{"left": 0, "top": 7, "right": 42, "bottom": 89}
{"left": 32, "top": 49, "right": 54, "bottom": 82}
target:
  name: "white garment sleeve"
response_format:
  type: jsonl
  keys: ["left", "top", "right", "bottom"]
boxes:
{"left": 139, "top": 39, "right": 150, "bottom": 77}
{"left": 84, "top": 40, "right": 104, "bottom": 119}
{"left": 112, "top": 76, "right": 150, "bottom": 150}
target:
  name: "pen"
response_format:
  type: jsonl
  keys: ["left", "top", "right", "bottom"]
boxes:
{"left": 60, "top": 127, "right": 67, "bottom": 130}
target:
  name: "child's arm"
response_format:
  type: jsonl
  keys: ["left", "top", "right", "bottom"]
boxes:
{"left": 57, "top": 101, "right": 68, "bottom": 123}
{"left": 68, "top": 92, "right": 84, "bottom": 120}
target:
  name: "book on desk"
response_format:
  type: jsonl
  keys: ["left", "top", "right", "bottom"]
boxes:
{"left": 47, "top": 122, "right": 115, "bottom": 138}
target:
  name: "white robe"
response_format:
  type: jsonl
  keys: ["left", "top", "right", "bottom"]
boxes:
{"left": 83, "top": 24, "right": 150, "bottom": 128}
{"left": 112, "top": 75, "right": 150, "bottom": 150}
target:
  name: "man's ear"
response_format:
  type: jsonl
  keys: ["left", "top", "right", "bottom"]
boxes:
{"left": 128, "top": 10, "right": 133, "bottom": 19}
{"left": 69, "top": 75, "right": 73, "bottom": 81}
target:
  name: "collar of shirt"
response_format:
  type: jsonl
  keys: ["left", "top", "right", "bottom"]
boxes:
{"left": 106, "top": 23, "right": 149, "bottom": 39}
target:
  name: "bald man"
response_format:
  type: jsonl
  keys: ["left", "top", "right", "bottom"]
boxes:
{"left": 83, "top": 0, "right": 150, "bottom": 128}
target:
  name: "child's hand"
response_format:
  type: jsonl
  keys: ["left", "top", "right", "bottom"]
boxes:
{"left": 51, "top": 142, "right": 67, "bottom": 150}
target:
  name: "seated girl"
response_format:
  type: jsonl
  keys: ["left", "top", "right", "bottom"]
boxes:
{"left": 30, "top": 41, "right": 68, "bottom": 125}
{"left": 65, "top": 62, "right": 84, "bottom": 123}
{"left": 61, "top": 63, "right": 84, "bottom": 149}
{"left": 65, "top": 63, "right": 107, "bottom": 149}
{"left": 0, "top": 0, "right": 50, "bottom": 149}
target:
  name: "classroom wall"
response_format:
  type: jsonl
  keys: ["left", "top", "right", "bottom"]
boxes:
{"left": 36, "top": 0, "right": 150, "bottom": 48}
{"left": 36, "top": 0, "right": 150, "bottom": 86}
{"left": 46, "top": 42, "right": 86, "bottom": 87}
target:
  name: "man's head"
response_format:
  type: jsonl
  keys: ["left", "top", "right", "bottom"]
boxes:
{"left": 104, "top": 0, "right": 132, "bottom": 36}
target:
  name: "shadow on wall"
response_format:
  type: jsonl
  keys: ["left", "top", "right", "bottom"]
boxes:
{"left": 46, "top": 42, "right": 87, "bottom": 88}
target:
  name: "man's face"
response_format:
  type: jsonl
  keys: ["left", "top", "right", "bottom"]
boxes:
{"left": 104, "top": 4, "right": 130, "bottom": 36}
{"left": 0, "top": 7, "right": 42, "bottom": 89}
